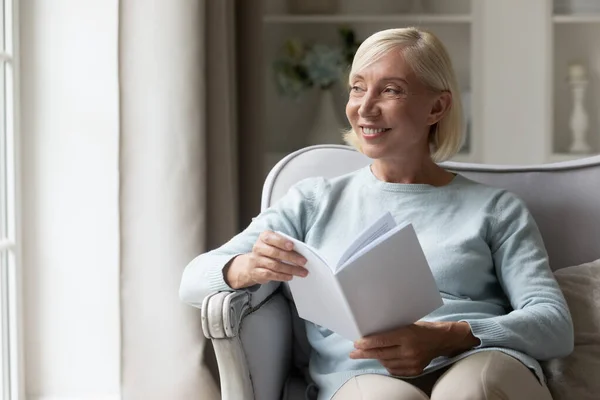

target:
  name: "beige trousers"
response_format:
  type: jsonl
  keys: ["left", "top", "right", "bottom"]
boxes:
{"left": 332, "top": 351, "right": 553, "bottom": 400}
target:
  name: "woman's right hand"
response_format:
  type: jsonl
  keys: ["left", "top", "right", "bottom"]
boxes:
{"left": 224, "top": 230, "right": 309, "bottom": 289}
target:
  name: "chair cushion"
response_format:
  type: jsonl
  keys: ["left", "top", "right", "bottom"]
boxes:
{"left": 282, "top": 375, "right": 308, "bottom": 400}
{"left": 240, "top": 292, "right": 293, "bottom": 400}
{"left": 281, "top": 283, "right": 318, "bottom": 399}
{"left": 542, "top": 259, "right": 600, "bottom": 399}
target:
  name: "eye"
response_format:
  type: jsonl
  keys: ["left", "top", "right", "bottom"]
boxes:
{"left": 349, "top": 85, "right": 364, "bottom": 93}
{"left": 383, "top": 87, "right": 404, "bottom": 95}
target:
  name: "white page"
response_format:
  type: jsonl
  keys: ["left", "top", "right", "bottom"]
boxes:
{"left": 339, "top": 219, "right": 410, "bottom": 271}
{"left": 335, "top": 224, "right": 443, "bottom": 340}
{"left": 336, "top": 212, "right": 396, "bottom": 271}
{"left": 275, "top": 231, "right": 360, "bottom": 339}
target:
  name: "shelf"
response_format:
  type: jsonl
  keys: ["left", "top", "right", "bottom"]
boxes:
{"left": 263, "top": 14, "right": 472, "bottom": 24}
{"left": 553, "top": 14, "right": 600, "bottom": 23}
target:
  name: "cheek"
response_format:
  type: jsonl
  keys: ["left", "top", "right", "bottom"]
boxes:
{"left": 345, "top": 100, "right": 358, "bottom": 122}
{"left": 409, "top": 100, "right": 433, "bottom": 123}
{"left": 395, "top": 103, "right": 427, "bottom": 127}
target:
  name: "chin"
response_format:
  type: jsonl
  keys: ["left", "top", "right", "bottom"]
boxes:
{"left": 359, "top": 143, "right": 389, "bottom": 160}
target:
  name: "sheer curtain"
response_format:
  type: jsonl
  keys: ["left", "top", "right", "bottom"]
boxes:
{"left": 118, "top": 0, "right": 262, "bottom": 397}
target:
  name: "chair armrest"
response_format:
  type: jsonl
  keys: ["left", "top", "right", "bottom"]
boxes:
{"left": 200, "top": 280, "right": 280, "bottom": 338}
{"left": 202, "top": 288, "right": 293, "bottom": 400}
{"left": 202, "top": 291, "right": 253, "bottom": 399}
{"left": 202, "top": 291, "right": 250, "bottom": 339}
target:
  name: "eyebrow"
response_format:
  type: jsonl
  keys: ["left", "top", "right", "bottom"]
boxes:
{"left": 351, "top": 74, "right": 409, "bottom": 85}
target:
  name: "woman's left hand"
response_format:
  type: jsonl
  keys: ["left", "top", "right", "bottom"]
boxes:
{"left": 349, "top": 321, "right": 480, "bottom": 377}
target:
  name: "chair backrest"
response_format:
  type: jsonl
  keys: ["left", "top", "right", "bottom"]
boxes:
{"left": 262, "top": 145, "right": 600, "bottom": 271}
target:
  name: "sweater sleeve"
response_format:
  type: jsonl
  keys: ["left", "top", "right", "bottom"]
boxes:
{"left": 462, "top": 191, "right": 574, "bottom": 360}
{"left": 178, "top": 177, "right": 323, "bottom": 308}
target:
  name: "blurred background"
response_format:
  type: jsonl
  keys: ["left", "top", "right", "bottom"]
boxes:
{"left": 263, "top": 0, "right": 600, "bottom": 169}
{"left": 1, "top": 1, "right": 599, "bottom": 399}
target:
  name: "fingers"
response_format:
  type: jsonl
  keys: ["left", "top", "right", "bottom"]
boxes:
{"left": 259, "top": 230, "right": 294, "bottom": 251}
{"left": 249, "top": 267, "right": 294, "bottom": 285}
{"left": 255, "top": 231, "right": 308, "bottom": 276}
{"left": 250, "top": 253, "right": 307, "bottom": 278}
{"left": 350, "top": 346, "right": 400, "bottom": 360}
{"left": 350, "top": 339, "right": 429, "bottom": 377}
{"left": 350, "top": 348, "right": 425, "bottom": 376}
{"left": 247, "top": 231, "right": 311, "bottom": 285}
{"left": 260, "top": 242, "right": 307, "bottom": 270}
{"left": 354, "top": 330, "right": 401, "bottom": 350}
{"left": 379, "top": 359, "right": 425, "bottom": 377}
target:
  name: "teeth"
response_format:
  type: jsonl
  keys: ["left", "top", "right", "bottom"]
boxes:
{"left": 363, "top": 127, "right": 387, "bottom": 134}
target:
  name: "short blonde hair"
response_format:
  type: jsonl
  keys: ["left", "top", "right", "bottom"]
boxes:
{"left": 343, "top": 27, "right": 463, "bottom": 163}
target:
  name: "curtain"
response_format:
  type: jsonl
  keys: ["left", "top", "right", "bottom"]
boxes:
{"left": 233, "top": 1, "right": 265, "bottom": 230}
{"left": 119, "top": 0, "right": 262, "bottom": 397}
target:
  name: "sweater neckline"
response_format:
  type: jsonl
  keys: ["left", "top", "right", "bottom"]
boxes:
{"left": 361, "top": 165, "right": 463, "bottom": 192}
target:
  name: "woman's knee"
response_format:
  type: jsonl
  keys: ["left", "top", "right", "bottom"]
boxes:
{"left": 332, "top": 374, "right": 429, "bottom": 400}
{"left": 430, "top": 351, "right": 551, "bottom": 400}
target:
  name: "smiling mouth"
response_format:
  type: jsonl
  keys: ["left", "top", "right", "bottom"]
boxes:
{"left": 361, "top": 127, "right": 391, "bottom": 138}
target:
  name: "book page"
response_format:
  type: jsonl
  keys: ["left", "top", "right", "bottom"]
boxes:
{"left": 275, "top": 231, "right": 361, "bottom": 339}
{"left": 335, "top": 224, "right": 443, "bottom": 339}
{"left": 335, "top": 212, "right": 396, "bottom": 271}
{"left": 276, "top": 231, "right": 331, "bottom": 269}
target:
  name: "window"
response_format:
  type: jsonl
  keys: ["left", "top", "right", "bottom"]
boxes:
{"left": 0, "top": 0, "right": 20, "bottom": 399}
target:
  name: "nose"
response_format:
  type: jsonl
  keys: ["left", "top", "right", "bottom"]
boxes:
{"left": 357, "top": 91, "right": 381, "bottom": 118}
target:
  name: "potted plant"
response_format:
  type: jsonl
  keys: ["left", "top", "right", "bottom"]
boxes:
{"left": 273, "top": 28, "right": 360, "bottom": 145}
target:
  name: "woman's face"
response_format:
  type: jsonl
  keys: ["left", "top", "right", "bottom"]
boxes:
{"left": 346, "top": 48, "right": 448, "bottom": 161}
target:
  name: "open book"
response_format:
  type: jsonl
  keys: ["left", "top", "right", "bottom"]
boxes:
{"left": 277, "top": 212, "right": 443, "bottom": 341}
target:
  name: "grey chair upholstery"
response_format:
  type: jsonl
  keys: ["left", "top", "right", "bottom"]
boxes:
{"left": 201, "top": 144, "right": 600, "bottom": 400}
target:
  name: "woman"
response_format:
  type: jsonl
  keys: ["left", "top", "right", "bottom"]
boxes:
{"left": 179, "top": 28, "right": 573, "bottom": 400}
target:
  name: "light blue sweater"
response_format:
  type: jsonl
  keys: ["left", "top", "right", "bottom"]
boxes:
{"left": 179, "top": 165, "right": 574, "bottom": 400}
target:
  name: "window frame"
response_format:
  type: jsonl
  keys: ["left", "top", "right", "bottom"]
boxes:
{"left": 0, "top": 0, "right": 22, "bottom": 399}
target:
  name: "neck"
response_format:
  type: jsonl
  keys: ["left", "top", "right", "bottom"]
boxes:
{"left": 370, "top": 155, "right": 454, "bottom": 186}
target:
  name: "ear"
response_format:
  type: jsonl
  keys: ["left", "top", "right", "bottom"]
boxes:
{"left": 427, "top": 91, "right": 452, "bottom": 126}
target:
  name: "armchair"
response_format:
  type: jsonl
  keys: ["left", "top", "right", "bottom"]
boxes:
{"left": 201, "top": 145, "right": 600, "bottom": 400}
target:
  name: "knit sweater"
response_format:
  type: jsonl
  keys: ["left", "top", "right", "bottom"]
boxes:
{"left": 179, "top": 165, "right": 574, "bottom": 400}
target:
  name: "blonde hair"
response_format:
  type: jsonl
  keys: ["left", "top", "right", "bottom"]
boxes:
{"left": 343, "top": 27, "right": 463, "bottom": 163}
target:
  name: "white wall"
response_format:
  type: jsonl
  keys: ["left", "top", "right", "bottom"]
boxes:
{"left": 20, "top": 0, "right": 120, "bottom": 399}
{"left": 478, "top": 0, "right": 553, "bottom": 164}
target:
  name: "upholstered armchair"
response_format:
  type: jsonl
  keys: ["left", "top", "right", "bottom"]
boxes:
{"left": 201, "top": 145, "right": 600, "bottom": 400}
